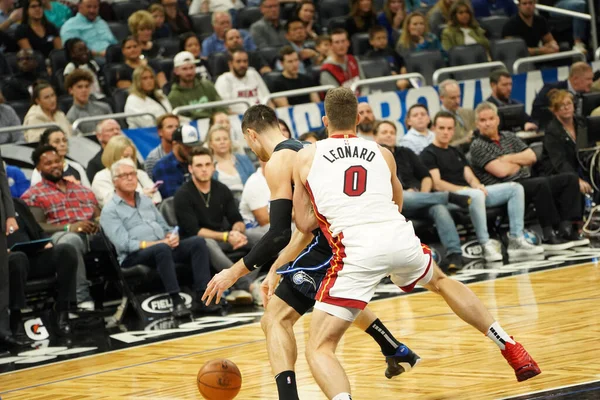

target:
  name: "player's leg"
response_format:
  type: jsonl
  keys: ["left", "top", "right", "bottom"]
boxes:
{"left": 421, "top": 263, "right": 541, "bottom": 381}
{"left": 305, "top": 305, "right": 355, "bottom": 400}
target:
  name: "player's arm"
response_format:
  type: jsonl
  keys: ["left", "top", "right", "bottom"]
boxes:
{"left": 292, "top": 146, "right": 319, "bottom": 234}
{"left": 380, "top": 146, "right": 404, "bottom": 212}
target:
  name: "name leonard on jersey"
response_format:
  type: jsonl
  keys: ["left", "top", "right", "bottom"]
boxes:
{"left": 322, "top": 144, "right": 377, "bottom": 164}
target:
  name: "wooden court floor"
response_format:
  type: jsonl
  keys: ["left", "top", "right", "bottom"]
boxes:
{"left": 1, "top": 262, "right": 599, "bottom": 399}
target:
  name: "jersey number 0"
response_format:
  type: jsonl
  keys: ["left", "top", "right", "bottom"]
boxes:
{"left": 343, "top": 165, "right": 367, "bottom": 197}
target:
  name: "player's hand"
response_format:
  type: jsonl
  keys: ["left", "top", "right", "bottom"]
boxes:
{"left": 261, "top": 269, "right": 281, "bottom": 308}
{"left": 202, "top": 269, "right": 238, "bottom": 306}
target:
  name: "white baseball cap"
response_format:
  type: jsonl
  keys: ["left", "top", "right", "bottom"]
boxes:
{"left": 173, "top": 124, "right": 202, "bottom": 146}
{"left": 173, "top": 51, "right": 197, "bottom": 68}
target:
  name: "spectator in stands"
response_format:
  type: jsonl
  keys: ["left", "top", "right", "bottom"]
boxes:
{"left": 396, "top": 12, "right": 444, "bottom": 60}
{"left": 149, "top": 4, "right": 171, "bottom": 40}
{"left": 279, "top": 17, "right": 317, "bottom": 74}
{"left": 65, "top": 69, "right": 112, "bottom": 134}
{"left": 146, "top": 114, "right": 179, "bottom": 179}
{"left": 250, "top": 0, "right": 287, "bottom": 49}
{"left": 502, "top": 0, "right": 559, "bottom": 56}
{"left": 7, "top": 196, "right": 78, "bottom": 336}
{"left": 428, "top": 0, "right": 454, "bottom": 30}
{"left": 92, "top": 135, "right": 161, "bottom": 207}
{"left": 4, "top": 161, "right": 29, "bottom": 197}
{"left": 174, "top": 146, "right": 258, "bottom": 305}
{"left": 100, "top": 158, "right": 215, "bottom": 317}
{"left": 21, "top": 145, "right": 96, "bottom": 309}
{"left": 531, "top": 62, "right": 593, "bottom": 124}
{"left": 470, "top": 102, "right": 587, "bottom": 248}
{"left": 539, "top": 90, "right": 592, "bottom": 194}
{"left": 63, "top": 38, "right": 103, "bottom": 98}
{"left": 207, "top": 124, "right": 255, "bottom": 195}
{"left": 168, "top": 51, "right": 227, "bottom": 120}
{"left": 441, "top": 0, "right": 489, "bottom": 54}
{"left": 0, "top": 0, "right": 22, "bottom": 34}
{"left": 365, "top": 25, "right": 409, "bottom": 90}
{"left": 0, "top": 89, "right": 24, "bottom": 144}
{"left": 487, "top": 69, "right": 537, "bottom": 132}
{"left": 421, "top": 111, "right": 543, "bottom": 261}
{"left": 32, "top": 127, "right": 90, "bottom": 187}
{"left": 153, "top": 124, "right": 200, "bottom": 198}
{"left": 400, "top": 103, "right": 434, "bottom": 154}
{"left": 374, "top": 120, "right": 468, "bottom": 270}
{"left": 41, "top": 0, "right": 72, "bottom": 29}
{"left": 60, "top": 0, "right": 116, "bottom": 58}
{"left": 116, "top": 37, "right": 167, "bottom": 90}
{"left": 24, "top": 81, "right": 72, "bottom": 143}
{"left": 295, "top": 0, "right": 320, "bottom": 40}
{"left": 215, "top": 48, "right": 272, "bottom": 114}
{"left": 16, "top": 0, "right": 62, "bottom": 58}
{"left": 239, "top": 159, "right": 270, "bottom": 236}
{"left": 271, "top": 46, "right": 320, "bottom": 107}
{"left": 314, "top": 34, "right": 331, "bottom": 66}
{"left": 0, "top": 28, "right": 17, "bottom": 52}
{"left": 345, "top": 0, "right": 377, "bottom": 39}
{"left": 320, "top": 29, "right": 363, "bottom": 93}
{"left": 357, "top": 102, "right": 375, "bottom": 140}
{"left": 160, "top": 0, "right": 193, "bottom": 36}
{"left": 2, "top": 48, "right": 49, "bottom": 102}
{"left": 128, "top": 10, "right": 164, "bottom": 60}
{"left": 223, "top": 28, "right": 271, "bottom": 74}
{"left": 299, "top": 131, "right": 318, "bottom": 143}
{"left": 209, "top": 110, "right": 246, "bottom": 151}
{"left": 124, "top": 66, "right": 173, "bottom": 129}
{"left": 180, "top": 32, "right": 211, "bottom": 80}
{"left": 376, "top": 0, "right": 406, "bottom": 45}
{"left": 201, "top": 11, "right": 256, "bottom": 58}
{"left": 547, "top": 0, "right": 588, "bottom": 52}
{"left": 438, "top": 79, "right": 475, "bottom": 148}
{"left": 189, "top": 0, "right": 244, "bottom": 14}
{"left": 86, "top": 119, "right": 122, "bottom": 182}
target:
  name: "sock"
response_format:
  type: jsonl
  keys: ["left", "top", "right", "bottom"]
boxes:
{"left": 448, "top": 192, "right": 471, "bottom": 208}
{"left": 332, "top": 393, "right": 352, "bottom": 400}
{"left": 486, "top": 321, "right": 516, "bottom": 350}
{"left": 365, "top": 318, "right": 400, "bottom": 356}
{"left": 170, "top": 292, "right": 183, "bottom": 306}
{"left": 275, "top": 370, "right": 299, "bottom": 400}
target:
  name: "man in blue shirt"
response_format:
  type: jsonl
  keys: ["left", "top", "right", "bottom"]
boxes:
{"left": 201, "top": 11, "right": 256, "bottom": 59}
{"left": 100, "top": 158, "right": 216, "bottom": 316}
{"left": 60, "top": 0, "right": 116, "bottom": 57}
{"left": 153, "top": 124, "right": 202, "bottom": 198}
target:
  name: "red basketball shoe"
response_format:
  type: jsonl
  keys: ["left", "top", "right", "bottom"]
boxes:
{"left": 501, "top": 337, "right": 541, "bottom": 382}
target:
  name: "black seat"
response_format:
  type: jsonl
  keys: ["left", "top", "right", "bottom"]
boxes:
{"left": 0, "top": 52, "right": 11, "bottom": 77}
{"left": 155, "top": 58, "right": 174, "bottom": 81}
{"left": 107, "top": 21, "right": 130, "bottom": 43}
{"left": 351, "top": 32, "right": 371, "bottom": 56}
{"left": 191, "top": 13, "right": 214, "bottom": 35}
{"left": 237, "top": 7, "right": 262, "bottom": 30}
{"left": 112, "top": 88, "right": 129, "bottom": 113}
{"left": 159, "top": 197, "right": 177, "bottom": 226}
{"left": 256, "top": 47, "right": 279, "bottom": 69}
{"left": 58, "top": 95, "right": 73, "bottom": 114}
{"left": 478, "top": 15, "right": 508, "bottom": 40}
{"left": 48, "top": 48, "right": 67, "bottom": 74}
{"left": 53, "top": 68, "right": 66, "bottom": 95}
{"left": 490, "top": 38, "right": 528, "bottom": 74}
{"left": 207, "top": 51, "right": 229, "bottom": 78}
{"left": 308, "top": 64, "right": 321, "bottom": 86}
{"left": 358, "top": 57, "right": 394, "bottom": 92}
{"left": 448, "top": 44, "right": 496, "bottom": 81}
{"left": 404, "top": 50, "right": 445, "bottom": 86}
{"left": 113, "top": 1, "right": 148, "bottom": 21}
{"left": 104, "top": 63, "right": 127, "bottom": 94}
{"left": 155, "top": 37, "right": 180, "bottom": 57}
{"left": 262, "top": 71, "right": 282, "bottom": 92}
{"left": 8, "top": 100, "right": 30, "bottom": 122}
{"left": 105, "top": 44, "right": 123, "bottom": 65}
{"left": 320, "top": 0, "right": 350, "bottom": 27}
{"left": 327, "top": 16, "right": 347, "bottom": 33}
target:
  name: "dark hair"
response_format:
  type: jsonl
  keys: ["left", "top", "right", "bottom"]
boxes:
{"left": 295, "top": 0, "right": 315, "bottom": 19}
{"left": 489, "top": 69, "right": 512, "bottom": 85}
{"left": 316, "top": 34, "right": 331, "bottom": 46}
{"left": 121, "top": 36, "right": 138, "bottom": 48}
{"left": 228, "top": 46, "right": 247, "bottom": 62}
{"left": 179, "top": 32, "right": 200, "bottom": 52}
{"left": 374, "top": 120, "right": 397, "bottom": 134}
{"left": 64, "top": 37, "right": 85, "bottom": 63}
{"left": 22, "top": 0, "right": 52, "bottom": 29}
{"left": 368, "top": 25, "right": 387, "bottom": 40}
{"left": 31, "top": 80, "right": 54, "bottom": 105}
{"left": 40, "top": 127, "right": 65, "bottom": 146}
{"left": 330, "top": 28, "right": 348, "bottom": 39}
{"left": 242, "top": 104, "right": 280, "bottom": 135}
{"left": 279, "top": 45, "right": 296, "bottom": 62}
{"left": 432, "top": 110, "right": 456, "bottom": 127}
{"left": 188, "top": 146, "right": 212, "bottom": 165}
{"left": 285, "top": 17, "right": 304, "bottom": 32}
{"left": 32, "top": 144, "right": 57, "bottom": 166}
{"left": 157, "top": 113, "right": 179, "bottom": 129}
{"left": 278, "top": 118, "right": 291, "bottom": 137}
{"left": 299, "top": 131, "right": 319, "bottom": 142}
{"left": 324, "top": 87, "right": 358, "bottom": 131}
{"left": 64, "top": 68, "right": 94, "bottom": 90}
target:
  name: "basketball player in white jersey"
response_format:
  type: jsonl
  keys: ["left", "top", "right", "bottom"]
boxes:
{"left": 292, "top": 88, "right": 541, "bottom": 400}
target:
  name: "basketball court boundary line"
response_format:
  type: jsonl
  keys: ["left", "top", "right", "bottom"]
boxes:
{"left": 498, "top": 379, "right": 600, "bottom": 399}
{"left": 0, "top": 260, "right": 597, "bottom": 392}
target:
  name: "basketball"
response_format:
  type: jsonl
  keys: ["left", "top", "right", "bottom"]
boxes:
{"left": 196, "top": 359, "right": 242, "bottom": 400}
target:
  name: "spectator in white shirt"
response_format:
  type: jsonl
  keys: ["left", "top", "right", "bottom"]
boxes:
{"left": 189, "top": 0, "right": 244, "bottom": 15}
{"left": 214, "top": 48, "right": 273, "bottom": 114}
{"left": 124, "top": 65, "right": 173, "bottom": 128}
{"left": 239, "top": 160, "right": 270, "bottom": 236}
{"left": 399, "top": 103, "right": 435, "bottom": 155}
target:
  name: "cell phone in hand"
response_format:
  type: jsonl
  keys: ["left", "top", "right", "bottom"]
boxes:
{"left": 152, "top": 180, "right": 164, "bottom": 190}
{"left": 171, "top": 226, "right": 179, "bottom": 237}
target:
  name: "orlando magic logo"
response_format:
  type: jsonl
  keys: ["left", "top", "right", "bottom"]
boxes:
{"left": 292, "top": 270, "right": 317, "bottom": 290}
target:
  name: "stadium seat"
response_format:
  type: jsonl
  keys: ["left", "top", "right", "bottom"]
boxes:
{"left": 490, "top": 38, "right": 528, "bottom": 74}
{"left": 105, "top": 44, "right": 123, "bottom": 65}
{"left": 112, "top": 88, "right": 129, "bottom": 114}
{"left": 327, "top": 16, "right": 347, "bottom": 33}
{"left": 58, "top": 95, "right": 73, "bottom": 114}
{"left": 104, "top": 64, "right": 127, "bottom": 94}
{"left": 48, "top": 49, "right": 67, "bottom": 74}
{"left": 155, "top": 58, "right": 174, "bottom": 81}
{"left": 404, "top": 50, "right": 446, "bottom": 86}
{"left": 8, "top": 100, "right": 30, "bottom": 122}
{"left": 351, "top": 33, "right": 371, "bottom": 56}
{"left": 159, "top": 197, "right": 177, "bottom": 226}
{"left": 155, "top": 37, "right": 180, "bottom": 57}
{"left": 256, "top": 47, "right": 279, "bottom": 69}
{"left": 308, "top": 65, "right": 322, "bottom": 86}
{"left": 358, "top": 57, "right": 394, "bottom": 92}
{"left": 478, "top": 15, "right": 509, "bottom": 40}
{"left": 237, "top": 7, "right": 262, "bottom": 30}
{"left": 448, "top": 44, "right": 495, "bottom": 81}
{"left": 262, "top": 71, "right": 282, "bottom": 92}
{"left": 320, "top": 0, "right": 350, "bottom": 27}
{"left": 207, "top": 51, "right": 229, "bottom": 78}
{"left": 54, "top": 70, "right": 66, "bottom": 95}
{"left": 113, "top": 1, "right": 149, "bottom": 21}
{"left": 0, "top": 52, "right": 11, "bottom": 77}
{"left": 107, "top": 21, "right": 130, "bottom": 43}
{"left": 191, "top": 13, "right": 214, "bottom": 35}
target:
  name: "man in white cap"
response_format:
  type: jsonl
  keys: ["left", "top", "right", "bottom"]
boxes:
{"left": 167, "top": 51, "right": 228, "bottom": 120}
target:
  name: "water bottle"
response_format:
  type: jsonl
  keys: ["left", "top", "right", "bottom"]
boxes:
{"left": 584, "top": 194, "right": 594, "bottom": 220}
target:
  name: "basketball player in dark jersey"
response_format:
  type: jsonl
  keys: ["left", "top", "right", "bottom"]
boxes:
{"left": 203, "top": 105, "right": 420, "bottom": 400}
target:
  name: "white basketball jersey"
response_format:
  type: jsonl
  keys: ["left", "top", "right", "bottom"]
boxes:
{"left": 306, "top": 135, "right": 404, "bottom": 237}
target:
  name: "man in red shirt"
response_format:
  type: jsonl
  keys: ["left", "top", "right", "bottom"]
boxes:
{"left": 21, "top": 145, "right": 100, "bottom": 310}
{"left": 319, "top": 28, "right": 364, "bottom": 95}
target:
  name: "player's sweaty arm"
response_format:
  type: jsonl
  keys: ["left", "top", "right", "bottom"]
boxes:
{"left": 292, "top": 146, "right": 319, "bottom": 234}
{"left": 381, "top": 146, "right": 404, "bottom": 212}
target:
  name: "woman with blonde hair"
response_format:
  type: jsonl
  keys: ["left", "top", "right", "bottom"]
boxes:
{"left": 441, "top": 0, "right": 489, "bottom": 53}
{"left": 24, "top": 81, "right": 72, "bottom": 142}
{"left": 395, "top": 12, "right": 444, "bottom": 59}
{"left": 539, "top": 89, "right": 592, "bottom": 195}
{"left": 124, "top": 65, "right": 173, "bottom": 128}
{"left": 128, "top": 10, "right": 164, "bottom": 59}
{"left": 206, "top": 124, "right": 255, "bottom": 196}
{"left": 92, "top": 135, "right": 162, "bottom": 207}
